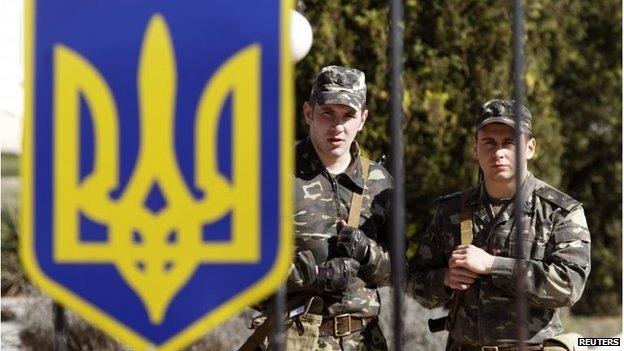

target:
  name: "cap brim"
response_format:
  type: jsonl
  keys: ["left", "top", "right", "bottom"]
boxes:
{"left": 477, "top": 116, "right": 531, "bottom": 133}
{"left": 315, "top": 91, "right": 364, "bottom": 111}
{"left": 478, "top": 117, "right": 515, "bottom": 129}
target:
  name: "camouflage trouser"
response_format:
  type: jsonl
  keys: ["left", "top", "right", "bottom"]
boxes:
{"left": 253, "top": 314, "right": 388, "bottom": 351}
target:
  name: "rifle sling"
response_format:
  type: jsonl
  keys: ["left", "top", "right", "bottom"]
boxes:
{"left": 238, "top": 314, "right": 276, "bottom": 351}
{"left": 347, "top": 156, "right": 370, "bottom": 227}
{"left": 239, "top": 295, "right": 323, "bottom": 351}
{"left": 240, "top": 157, "right": 371, "bottom": 350}
{"left": 448, "top": 191, "right": 473, "bottom": 331}
{"left": 460, "top": 192, "right": 473, "bottom": 247}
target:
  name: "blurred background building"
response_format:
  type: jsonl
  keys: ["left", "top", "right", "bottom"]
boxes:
{"left": 0, "top": 0, "right": 23, "bottom": 155}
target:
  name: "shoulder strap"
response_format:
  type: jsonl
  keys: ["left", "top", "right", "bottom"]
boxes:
{"left": 459, "top": 191, "right": 473, "bottom": 245}
{"left": 347, "top": 156, "right": 370, "bottom": 227}
{"left": 447, "top": 190, "right": 474, "bottom": 332}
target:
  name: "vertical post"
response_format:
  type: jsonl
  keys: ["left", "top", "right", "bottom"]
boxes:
{"left": 512, "top": 0, "right": 527, "bottom": 350}
{"left": 271, "top": 285, "right": 286, "bottom": 351}
{"left": 389, "top": 0, "right": 405, "bottom": 349}
{"left": 53, "top": 302, "right": 67, "bottom": 351}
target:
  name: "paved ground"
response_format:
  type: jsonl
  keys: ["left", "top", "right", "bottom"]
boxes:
{"left": 593, "top": 334, "right": 622, "bottom": 350}
{"left": 2, "top": 178, "right": 22, "bottom": 350}
{"left": 1, "top": 297, "right": 29, "bottom": 350}
{"left": 0, "top": 273, "right": 620, "bottom": 350}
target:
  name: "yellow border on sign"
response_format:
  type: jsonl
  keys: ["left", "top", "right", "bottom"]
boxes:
{"left": 20, "top": 0, "right": 294, "bottom": 349}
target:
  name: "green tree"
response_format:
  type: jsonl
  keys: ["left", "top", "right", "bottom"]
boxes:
{"left": 533, "top": 0, "right": 622, "bottom": 314}
{"left": 297, "top": 0, "right": 620, "bottom": 315}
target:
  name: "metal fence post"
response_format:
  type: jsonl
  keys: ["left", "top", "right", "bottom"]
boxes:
{"left": 53, "top": 302, "right": 67, "bottom": 351}
{"left": 270, "top": 284, "right": 286, "bottom": 351}
{"left": 512, "top": 0, "right": 528, "bottom": 350}
{"left": 389, "top": 0, "right": 405, "bottom": 349}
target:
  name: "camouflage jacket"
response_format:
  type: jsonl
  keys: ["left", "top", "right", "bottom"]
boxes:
{"left": 288, "top": 138, "right": 393, "bottom": 318}
{"left": 407, "top": 173, "right": 591, "bottom": 345}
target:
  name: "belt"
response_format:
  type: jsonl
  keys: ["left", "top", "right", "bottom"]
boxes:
{"left": 318, "top": 314, "right": 377, "bottom": 337}
{"left": 454, "top": 342, "right": 543, "bottom": 351}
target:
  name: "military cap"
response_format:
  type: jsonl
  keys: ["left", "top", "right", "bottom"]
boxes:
{"left": 310, "top": 65, "right": 367, "bottom": 111}
{"left": 476, "top": 99, "right": 532, "bottom": 134}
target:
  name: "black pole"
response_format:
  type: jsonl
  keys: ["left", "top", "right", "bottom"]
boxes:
{"left": 270, "top": 285, "right": 286, "bottom": 351}
{"left": 271, "top": 285, "right": 286, "bottom": 351}
{"left": 512, "top": 0, "right": 527, "bottom": 350}
{"left": 53, "top": 302, "right": 67, "bottom": 351}
{"left": 389, "top": 0, "right": 405, "bottom": 349}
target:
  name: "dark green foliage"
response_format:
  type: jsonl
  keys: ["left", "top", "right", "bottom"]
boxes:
{"left": 536, "top": 0, "right": 622, "bottom": 315}
{"left": 1, "top": 153, "right": 19, "bottom": 177}
{"left": 1, "top": 208, "right": 34, "bottom": 296}
{"left": 298, "top": 0, "right": 620, "bottom": 315}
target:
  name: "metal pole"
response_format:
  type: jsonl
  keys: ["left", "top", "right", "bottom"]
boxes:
{"left": 270, "top": 285, "right": 286, "bottom": 351}
{"left": 512, "top": 0, "right": 527, "bottom": 350}
{"left": 389, "top": 0, "right": 405, "bottom": 349}
{"left": 53, "top": 302, "right": 67, "bottom": 351}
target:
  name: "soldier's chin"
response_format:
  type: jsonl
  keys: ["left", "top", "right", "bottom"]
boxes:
{"left": 328, "top": 147, "right": 348, "bottom": 158}
{"left": 489, "top": 171, "right": 514, "bottom": 182}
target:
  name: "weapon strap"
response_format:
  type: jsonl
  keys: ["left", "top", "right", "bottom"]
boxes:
{"left": 239, "top": 315, "right": 275, "bottom": 351}
{"left": 459, "top": 191, "right": 474, "bottom": 245}
{"left": 347, "top": 156, "right": 370, "bottom": 227}
{"left": 239, "top": 296, "right": 324, "bottom": 351}
{"left": 448, "top": 191, "right": 473, "bottom": 332}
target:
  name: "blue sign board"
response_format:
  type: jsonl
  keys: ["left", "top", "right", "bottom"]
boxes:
{"left": 21, "top": 1, "right": 293, "bottom": 349}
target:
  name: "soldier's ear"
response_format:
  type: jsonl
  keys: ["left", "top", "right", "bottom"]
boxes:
{"left": 357, "top": 109, "right": 368, "bottom": 131}
{"left": 526, "top": 136, "right": 536, "bottom": 160}
{"left": 303, "top": 101, "right": 313, "bottom": 125}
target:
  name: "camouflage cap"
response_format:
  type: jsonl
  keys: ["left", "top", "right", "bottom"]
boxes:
{"left": 476, "top": 99, "right": 532, "bottom": 134}
{"left": 310, "top": 65, "right": 367, "bottom": 111}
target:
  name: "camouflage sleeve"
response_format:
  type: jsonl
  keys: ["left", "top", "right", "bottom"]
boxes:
{"left": 286, "top": 249, "right": 318, "bottom": 293}
{"left": 490, "top": 206, "right": 591, "bottom": 308}
{"left": 358, "top": 238, "right": 392, "bottom": 287}
{"left": 358, "top": 178, "right": 394, "bottom": 287}
{"left": 406, "top": 208, "right": 453, "bottom": 309}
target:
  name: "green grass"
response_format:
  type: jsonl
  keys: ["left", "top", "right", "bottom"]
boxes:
{"left": 1, "top": 153, "right": 19, "bottom": 177}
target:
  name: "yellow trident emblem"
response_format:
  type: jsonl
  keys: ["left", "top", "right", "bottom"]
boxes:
{"left": 52, "top": 14, "right": 260, "bottom": 324}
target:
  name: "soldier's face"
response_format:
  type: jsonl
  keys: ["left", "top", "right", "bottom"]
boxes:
{"left": 474, "top": 123, "right": 535, "bottom": 183}
{"left": 304, "top": 101, "right": 367, "bottom": 164}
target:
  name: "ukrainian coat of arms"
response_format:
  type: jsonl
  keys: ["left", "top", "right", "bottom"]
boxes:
{"left": 21, "top": 1, "right": 293, "bottom": 349}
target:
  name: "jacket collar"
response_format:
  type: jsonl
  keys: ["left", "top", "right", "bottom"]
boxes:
{"left": 470, "top": 172, "right": 536, "bottom": 223}
{"left": 296, "top": 137, "right": 365, "bottom": 191}
{"left": 296, "top": 137, "right": 324, "bottom": 176}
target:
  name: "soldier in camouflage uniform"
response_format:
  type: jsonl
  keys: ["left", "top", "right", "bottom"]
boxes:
{"left": 407, "top": 99, "right": 591, "bottom": 350}
{"left": 245, "top": 66, "right": 393, "bottom": 351}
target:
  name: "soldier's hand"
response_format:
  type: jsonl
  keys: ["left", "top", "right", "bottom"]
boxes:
{"left": 336, "top": 220, "right": 371, "bottom": 263}
{"left": 449, "top": 245, "right": 496, "bottom": 275}
{"left": 316, "top": 257, "right": 360, "bottom": 292}
{"left": 443, "top": 267, "right": 479, "bottom": 291}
